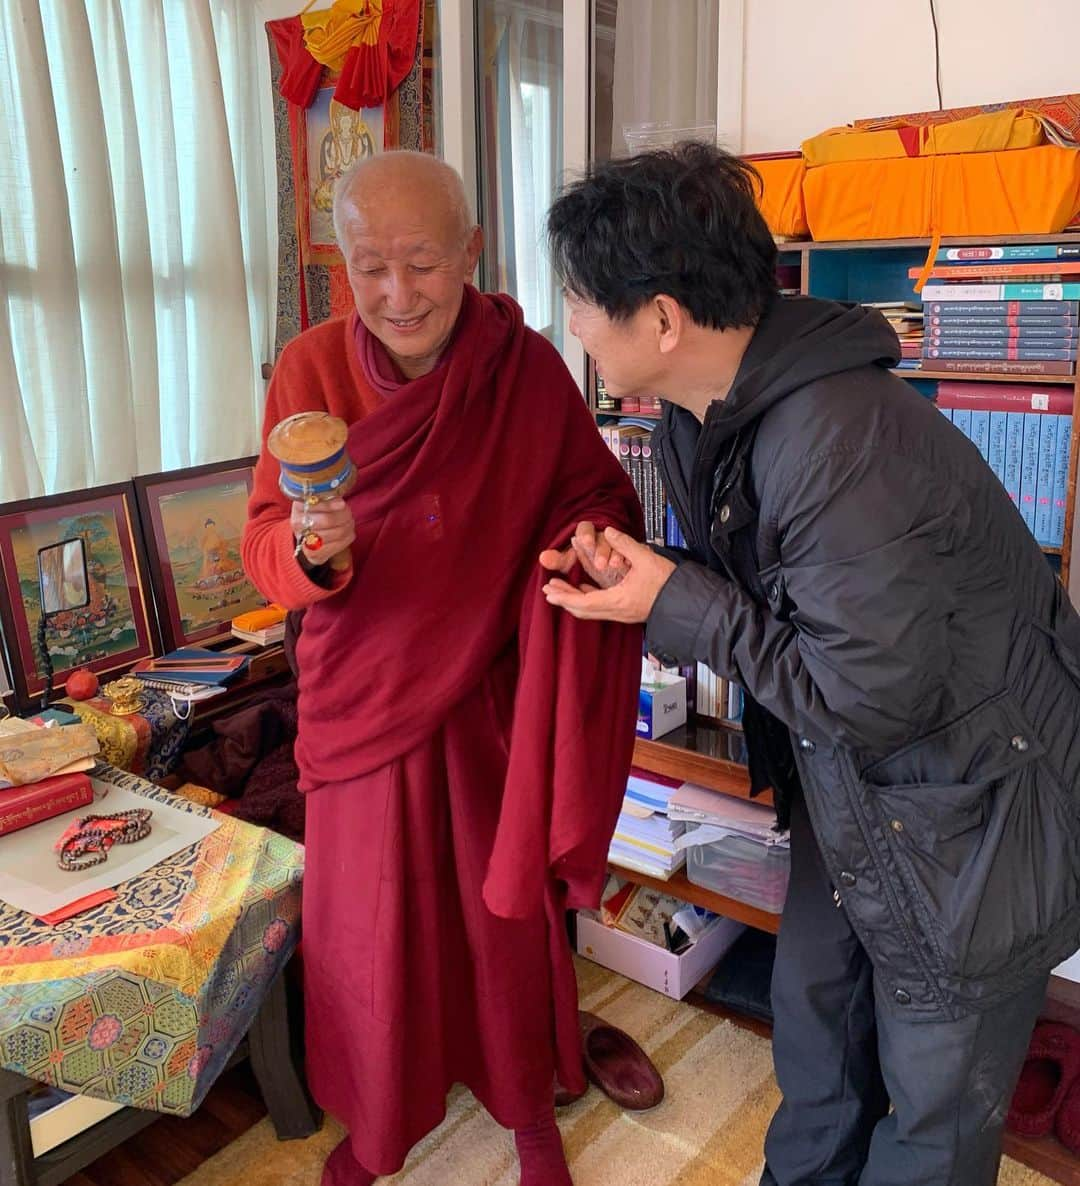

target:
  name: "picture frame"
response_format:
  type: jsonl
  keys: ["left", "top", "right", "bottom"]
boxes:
{"left": 133, "top": 458, "right": 269, "bottom": 652}
{"left": 0, "top": 484, "right": 159, "bottom": 713}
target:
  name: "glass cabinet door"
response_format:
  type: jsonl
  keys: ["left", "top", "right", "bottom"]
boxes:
{"left": 476, "top": 0, "right": 565, "bottom": 352}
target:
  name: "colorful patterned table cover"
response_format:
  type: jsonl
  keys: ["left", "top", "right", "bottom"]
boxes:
{"left": 0, "top": 765, "right": 304, "bottom": 1116}
{"left": 59, "top": 688, "right": 191, "bottom": 781}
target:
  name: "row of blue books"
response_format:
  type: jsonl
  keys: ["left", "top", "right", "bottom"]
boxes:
{"left": 937, "top": 405, "right": 1072, "bottom": 548}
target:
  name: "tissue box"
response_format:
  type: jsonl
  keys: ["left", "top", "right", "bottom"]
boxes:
{"left": 637, "top": 669, "right": 687, "bottom": 740}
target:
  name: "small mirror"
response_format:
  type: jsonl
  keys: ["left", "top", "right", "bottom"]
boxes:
{"left": 37, "top": 538, "right": 90, "bottom": 617}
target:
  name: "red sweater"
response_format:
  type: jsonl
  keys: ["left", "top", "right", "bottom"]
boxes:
{"left": 242, "top": 316, "right": 379, "bottom": 612}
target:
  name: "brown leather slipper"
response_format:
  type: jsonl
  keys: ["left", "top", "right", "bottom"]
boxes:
{"left": 579, "top": 1010, "right": 665, "bottom": 1110}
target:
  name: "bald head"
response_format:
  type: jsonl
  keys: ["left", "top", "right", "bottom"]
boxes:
{"left": 333, "top": 151, "right": 484, "bottom": 381}
{"left": 332, "top": 151, "right": 474, "bottom": 249}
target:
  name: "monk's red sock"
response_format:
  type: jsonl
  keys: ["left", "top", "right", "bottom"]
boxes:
{"left": 322, "top": 1134, "right": 377, "bottom": 1186}
{"left": 515, "top": 1113, "right": 573, "bottom": 1186}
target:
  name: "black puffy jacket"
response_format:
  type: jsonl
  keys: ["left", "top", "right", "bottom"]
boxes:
{"left": 646, "top": 295, "right": 1080, "bottom": 1019}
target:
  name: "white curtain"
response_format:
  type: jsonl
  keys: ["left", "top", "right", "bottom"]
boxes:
{"left": 610, "top": 0, "right": 719, "bottom": 156}
{"left": 507, "top": 10, "right": 561, "bottom": 345}
{"left": 0, "top": 0, "right": 276, "bottom": 502}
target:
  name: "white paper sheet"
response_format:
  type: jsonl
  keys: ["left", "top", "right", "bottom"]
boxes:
{"left": 0, "top": 779, "right": 220, "bottom": 916}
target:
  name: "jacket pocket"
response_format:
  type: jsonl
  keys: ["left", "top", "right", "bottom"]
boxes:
{"left": 861, "top": 692, "right": 1080, "bottom": 982}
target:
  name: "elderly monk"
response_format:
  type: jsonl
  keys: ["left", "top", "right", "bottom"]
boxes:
{"left": 242, "top": 151, "right": 643, "bottom": 1186}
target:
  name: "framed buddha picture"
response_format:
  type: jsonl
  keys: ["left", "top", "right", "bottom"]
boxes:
{"left": 133, "top": 459, "right": 269, "bottom": 651}
{"left": 0, "top": 483, "right": 159, "bottom": 712}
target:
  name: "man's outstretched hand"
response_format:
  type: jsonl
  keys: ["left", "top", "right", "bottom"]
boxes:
{"left": 541, "top": 526, "right": 676, "bottom": 624}
{"left": 539, "top": 520, "right": 631, "bottom": 589}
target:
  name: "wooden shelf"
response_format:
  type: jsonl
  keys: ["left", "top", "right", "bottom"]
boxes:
{"left": 608, "top": 864, "right": 781, "bottom": 935}
{"left": 798, "top": 232, "right": 1080, "bottom": 253}
{"left": 633, "top": 718, "right": 770, "bottom": 804}
{"left": 892, "top": 368, "right": 1073, "bottom": 384}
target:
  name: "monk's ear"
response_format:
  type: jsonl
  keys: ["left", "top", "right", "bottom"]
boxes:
{"left": 655, "top": 294, "right": 684, "bottom": 356}
{"left": 463, "top": 226, "right": 484, "bottom": 277}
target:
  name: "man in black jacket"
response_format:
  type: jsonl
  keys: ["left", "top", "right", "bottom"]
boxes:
{"left": 541, "top": 143, "right": 1080, "bottom": 1185}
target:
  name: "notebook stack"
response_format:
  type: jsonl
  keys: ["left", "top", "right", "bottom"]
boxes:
{"left": 607, "top": 768, "right": 687, "bottom": 881}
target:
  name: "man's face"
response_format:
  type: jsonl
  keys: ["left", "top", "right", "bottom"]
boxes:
{"left": 341, "top": 191, "right": 482, "bottom": 377}
{"left": 565, "top": 293, "right": 658, "bottom": 397}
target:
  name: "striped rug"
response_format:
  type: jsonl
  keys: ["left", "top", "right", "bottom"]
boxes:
{"left": 178, "top": 959, "right": 1054, "bottom": 1186}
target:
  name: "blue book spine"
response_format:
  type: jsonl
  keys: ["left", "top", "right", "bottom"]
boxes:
{"left": 1034, "top": 414, "right": 1060, "bottom": 544}
{"left": 987, "top": 412, "right": 1008, "bottom": 483}
{"left": 969, "top": 410, "right": 991, "bottom": 461}
{"left": 1019, "top": 413, "right": 1042, "bottom": 533}
{"left": 951, "top": 408, "right": 973, "bottom": 442}
{"left": 1002, "top": 413, "right": 1025, "bottom": 509}
{"left": 937, "top": 405, "right": 954, "bottom": 422}
{"left": 665, "top": 503, "right": 677, "bottom": 547}
{"left": 1051, "top": 415, "right": 1073, "bottom": 548}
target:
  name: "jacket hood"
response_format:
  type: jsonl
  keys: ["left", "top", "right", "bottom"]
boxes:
{"left": 702, "top": 295, "right": 902, "bottom": 437}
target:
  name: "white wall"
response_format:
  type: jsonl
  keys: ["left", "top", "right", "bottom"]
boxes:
{"left": 741, "top": 0, "right": 1080, "bottom": 154}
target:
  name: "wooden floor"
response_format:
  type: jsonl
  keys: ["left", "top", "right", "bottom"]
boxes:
{"left": 59, "top": 1064, "right": 268, "bottom": 1186}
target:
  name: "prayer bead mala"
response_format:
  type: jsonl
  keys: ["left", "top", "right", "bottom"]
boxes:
{"left": 55, "top": 808, "right": 153, "bottom": 871}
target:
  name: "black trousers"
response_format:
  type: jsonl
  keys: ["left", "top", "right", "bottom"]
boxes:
{"left": 760, "top": 791, "right": 1048, "bottom": 1186}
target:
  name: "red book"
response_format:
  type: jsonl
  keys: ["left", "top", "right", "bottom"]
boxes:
{"left": 0, "top": 772, "right": 94, "bottom": 836}
{"left": 924, "top": 359, "right": 1076, "bottom": 377}
{"left": 934, "top": 382, "right": 1074, "bottom": 414}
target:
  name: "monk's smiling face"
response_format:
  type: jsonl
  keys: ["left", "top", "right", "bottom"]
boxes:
{"left": 336, "top": 154, "right": 483, "bottom": 380}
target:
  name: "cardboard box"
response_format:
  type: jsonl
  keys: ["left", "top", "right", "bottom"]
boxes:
{"left": 637, "top": 669, "right": 687, "bottom": 740}
{"left": 576, "top": 911, "right": 744, "bottom": 1000}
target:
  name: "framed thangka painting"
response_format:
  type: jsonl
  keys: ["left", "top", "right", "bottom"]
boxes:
{"left": 133, "top": 459, "right": 268, "bottom": 651}
{"left": 0, "top": 484, "right": 159, "bottom": 712}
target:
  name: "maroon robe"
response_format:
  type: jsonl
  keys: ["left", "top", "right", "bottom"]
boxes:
{"left": 250, "top": 288, "right": 642, "bottom": 1174}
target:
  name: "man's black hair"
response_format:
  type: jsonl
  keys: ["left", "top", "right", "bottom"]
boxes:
{"left": 546, "top": 141, "right": 778, "bottom": 330}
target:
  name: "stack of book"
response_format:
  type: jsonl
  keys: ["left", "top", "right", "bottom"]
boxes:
{"left": 936, "top": 381, "right": 1073, "bottom": 548}
{"left": 129, "top": 648, "right": 248, "bottom": 701}
{"left": 608, "top": 768, "right": 687, "bottom": 881}
{"left": 0, "top": 717, "right": 96, "bottom": 835}
{"left": 914, "top": 244, "right": 1080, "bottom": 377}
{"left": 865, "top": 301, "right": 924, "bottom": 368}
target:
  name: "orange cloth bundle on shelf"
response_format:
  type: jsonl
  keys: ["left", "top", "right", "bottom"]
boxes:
{"left": 802, "top": 145, "right": 1080, "bottom": 242}
{"left": 747, "top": 154, "right": 808, "bottom": 240}
{"left": 801, "top": 108, "right": 1046, "bottom": 168}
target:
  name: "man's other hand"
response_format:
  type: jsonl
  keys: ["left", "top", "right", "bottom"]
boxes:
{"left": 542, "top": 528, "right": 675, "bottom": 623}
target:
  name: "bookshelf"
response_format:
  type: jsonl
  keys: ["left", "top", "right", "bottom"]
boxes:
{"left": 598, "top": 232, "right": 1080, "bottom": 1186}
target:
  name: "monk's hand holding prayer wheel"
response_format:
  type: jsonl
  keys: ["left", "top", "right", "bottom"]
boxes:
{"left": 268, "top": 411, "right": 357, "bottom": 572}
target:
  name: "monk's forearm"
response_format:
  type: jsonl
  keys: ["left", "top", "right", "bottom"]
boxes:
{"left": 241, "top": 514, "right": 352, "bottom": 610}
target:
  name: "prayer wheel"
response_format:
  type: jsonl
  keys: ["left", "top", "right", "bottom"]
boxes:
{"left": 267, "top": 411, "right": 356, "bottom": 572}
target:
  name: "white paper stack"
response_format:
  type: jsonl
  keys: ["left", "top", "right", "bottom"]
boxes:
{"left": 608, "top": 768, "right": 687, "bottom": 880}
